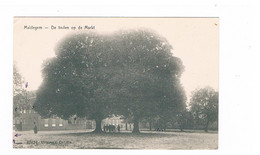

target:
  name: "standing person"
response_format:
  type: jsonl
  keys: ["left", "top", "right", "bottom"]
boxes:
{"left": 112, "top": 125, "right": 115, "bottom": 132}
{"left": 103, "top": 124, "right": 106, "bottom": 132}
{"left": 111, "top": 125, "right": 114, "bottom": 132}
{"left": 104, "top": 124, "right": 108, "bottom": 132}
{"left": 33, "top": 124, "right": 38, "bottom": 134}
{"left": 117, "top": 125, "right": 120, "bottom": 133}
{"left": 108, "top": 125, "right": 111, "bottom": 133}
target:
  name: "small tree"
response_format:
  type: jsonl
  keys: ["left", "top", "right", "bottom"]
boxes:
{"left": 190, "top": 87, "right": 218, "bottom": 132}
{"left": 176, "top": 109, "right": 194, "bottom": 131}
{"left": 13, "top": 65, "right": 28, "bottom": 118}
{"left": 13, "top": 65, "right": 24, "bottom": 96}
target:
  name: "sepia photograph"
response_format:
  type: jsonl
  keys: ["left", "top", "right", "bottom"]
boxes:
{"left": 13, "top": 17, "right": 218, "bottom": 149}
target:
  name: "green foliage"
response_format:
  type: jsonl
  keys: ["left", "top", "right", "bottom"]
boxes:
{"left": 189, "top": 87, "right": 218, "bottom": 132}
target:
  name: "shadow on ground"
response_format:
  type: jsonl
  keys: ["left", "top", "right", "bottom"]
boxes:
{"left": 53, "top": 131, "right": 176, "bottom": 138}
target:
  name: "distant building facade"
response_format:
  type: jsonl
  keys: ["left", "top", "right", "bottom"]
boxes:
{"left": 13, "top": 109, "right": 133, "bottom": 131}
{"left": 13, "top": 109, "right": 95, "bottom": 131}
{"left": 13, "top": 91, "right": 132, "bottom": 131}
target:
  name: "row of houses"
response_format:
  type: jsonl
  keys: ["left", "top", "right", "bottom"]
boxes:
{"left": 13, "top": 108, "right": 131, "bottom": 131}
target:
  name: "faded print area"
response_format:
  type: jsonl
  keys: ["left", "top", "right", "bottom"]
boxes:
{"left": 13, "top": 17, "right": 218, "bottom": 149}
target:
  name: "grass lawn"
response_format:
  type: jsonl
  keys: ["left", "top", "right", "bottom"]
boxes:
{"left": 13, "top": 129, "right": 218, "bottom": 149}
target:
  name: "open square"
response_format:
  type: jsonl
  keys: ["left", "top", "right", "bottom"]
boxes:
{"left": 13, "top": 17, "right": 218, "bottom": 149}
{"left": 13, "top": 130, "right": 218, "bottom": 149}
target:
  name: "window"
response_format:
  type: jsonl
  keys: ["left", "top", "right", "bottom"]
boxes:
{"left": 44, "top": 119, "right": 48, "bottom": 127}
{"left": 52, "top": 119, "right": 56, "bottom": 127}
{"left": 59, "top": 119, "right": 63, "bottom": 126}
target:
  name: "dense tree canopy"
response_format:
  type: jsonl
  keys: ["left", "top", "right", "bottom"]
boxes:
{"left": 189, "top": 87, "right": 218, "bottom": 132}
{"left": 109, "top": 30, "right": 186, "bottom": 133}
{"left": 34, "top": 30, "right": 186, "bottom": 133}
{"left": 176, "top": 109, "right": 194, "bottom": 131}
{"left": 34, "top": 33, "right": 116, "bottom": 132}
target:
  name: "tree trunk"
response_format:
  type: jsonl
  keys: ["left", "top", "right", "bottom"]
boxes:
{"left": 149, "top": 121, "right": 152, "bottom": 131}
{"left": 93, "top": 118, "right": 103, "bottom": 133}
{"left": 132, "top": 117, "right": 140, "bottom": 133}
{"left": 204, "top": 120, "right": 210, "bottom": 132}
{"left": 163, "top": 125, "right": 166, "bottom": 131}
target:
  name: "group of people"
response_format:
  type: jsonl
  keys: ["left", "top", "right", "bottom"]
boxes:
{"left": 103, "top": 124, "right": 121, "bottom": 133}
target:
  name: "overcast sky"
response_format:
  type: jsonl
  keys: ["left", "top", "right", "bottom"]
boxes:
{"left": 14, "top": 18, "right": 218, "bottom": 101}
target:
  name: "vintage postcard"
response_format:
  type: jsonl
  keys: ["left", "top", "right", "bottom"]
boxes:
{"left": 13, "top": 17, "right": 218, "bottom": 149}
